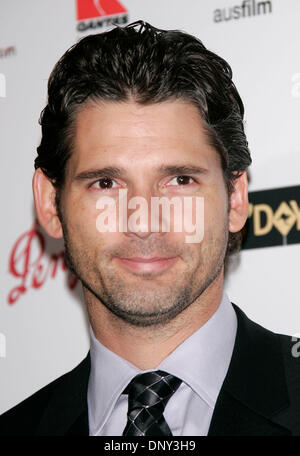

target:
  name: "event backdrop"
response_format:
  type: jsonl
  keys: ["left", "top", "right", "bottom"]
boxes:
{"left": 1, "top": 0, "right": 300, "bottom": 414}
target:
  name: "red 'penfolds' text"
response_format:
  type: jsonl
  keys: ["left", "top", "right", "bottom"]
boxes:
{"left": 7, "top": 220, "right": 78, "bottom": 305}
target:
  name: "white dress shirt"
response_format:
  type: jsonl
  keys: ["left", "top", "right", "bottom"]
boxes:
{"left": 87, "top": 291, "right": 237, "bottom": 436}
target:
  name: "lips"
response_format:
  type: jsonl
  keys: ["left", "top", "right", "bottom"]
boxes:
{"left": 114, "top": 256, "right": 177, "bottom": 273}
{"left": 123, "top": 257, "right": 170, "bottom": 262}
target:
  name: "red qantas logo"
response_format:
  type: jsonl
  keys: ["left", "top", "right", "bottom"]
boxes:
{"left": 76, "top": 0, "right": 127, "bottom": 21}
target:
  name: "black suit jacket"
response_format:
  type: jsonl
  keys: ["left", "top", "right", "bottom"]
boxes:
{"left": 1, "top": 303, "right": 300, "bottom": 436}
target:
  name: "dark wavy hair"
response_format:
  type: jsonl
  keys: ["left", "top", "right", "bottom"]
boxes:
{"left": 35, "top": 20, "right": 251, "bottom": 256}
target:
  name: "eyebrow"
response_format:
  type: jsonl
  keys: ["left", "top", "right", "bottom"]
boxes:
{"left": 73, "top": 164, "right": 209, "bottom": 181}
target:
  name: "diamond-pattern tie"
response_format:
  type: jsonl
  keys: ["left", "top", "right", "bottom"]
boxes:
{"left": 122, "top": 370, "right": 182, "bottom": 436}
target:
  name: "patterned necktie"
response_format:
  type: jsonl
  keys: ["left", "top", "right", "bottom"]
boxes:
{"left": 122, "top": 370, "right": 182, "bottom": 436}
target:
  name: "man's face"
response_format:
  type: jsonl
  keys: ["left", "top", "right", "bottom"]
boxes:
{"left": 59, "top": 100, "right": 229, "bottom": 326}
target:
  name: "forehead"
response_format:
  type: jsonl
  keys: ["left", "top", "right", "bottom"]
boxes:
{"left": 69, "top": 99, "right": 221, "bottom": 173}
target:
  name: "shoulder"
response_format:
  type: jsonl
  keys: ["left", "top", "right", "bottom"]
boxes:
{"left": 277, "top": 332, "right": 300, "bottom": 393}
{"left": 0, "top": 373, "right": 68, "bottom": 436}
{"left": 272, "top": 333, "right": 300, "bottom": 432}
{"left": 233, "top": 301, "right": 300, "bottom": 377}
{"left": 232, "top": 302, "right": 300, "bottom": 433}
{"left": 0, "top": 354, "right": 90, "bottom": 436}
{"left": 230, "top": 302, "right": 300, "bottom": 398}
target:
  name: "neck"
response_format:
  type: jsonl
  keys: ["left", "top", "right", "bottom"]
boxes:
{"left": 85, "top": 272, "right": 224, "bottom": 370}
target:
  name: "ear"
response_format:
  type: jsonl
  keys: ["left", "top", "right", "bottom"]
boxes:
{"left": 228, "top": 171, "right": 249, "bottom": 233}
{"left": 32, "top": 168, "right": 63, "bottom": 238}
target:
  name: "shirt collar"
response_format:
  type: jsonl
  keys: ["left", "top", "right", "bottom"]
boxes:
{"left": 157, "top": 291, "right": 237, "bottom": 407}
{"left": 88, "top": 326, "right": 141, "bottom": 434}
{"left": 87, "top": 291, "right": 237, "bottom": 432}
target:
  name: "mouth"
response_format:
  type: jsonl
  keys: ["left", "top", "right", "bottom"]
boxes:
{"left": 114, "top": 256, "right": 178, "bottom": 274}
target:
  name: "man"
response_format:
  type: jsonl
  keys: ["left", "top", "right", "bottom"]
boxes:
{"left": 1, "top": 20, "right": 299, "bottom": 436}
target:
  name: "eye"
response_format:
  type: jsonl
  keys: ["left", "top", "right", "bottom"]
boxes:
{"left": 167, "top": 175, "right": 195, "bottom": 186}
{"left": 91, "top": 178, "right": 118, "bottom": 189}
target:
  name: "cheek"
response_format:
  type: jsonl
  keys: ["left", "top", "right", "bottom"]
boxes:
{"left": 203, "top": 191, "right": 229, "bottom": 235}
{"left": 68, "top": 204, "right": 126, "bottom": 253}
{"left": 63, "top": 195, "right": 100, "bottom": 244}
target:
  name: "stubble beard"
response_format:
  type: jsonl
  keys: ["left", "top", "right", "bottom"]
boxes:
{"left": 63, "top": 240, "right": 227, "bottom": 329}
{"left": 59, "top": 205, "right": 228, "bottom": 328}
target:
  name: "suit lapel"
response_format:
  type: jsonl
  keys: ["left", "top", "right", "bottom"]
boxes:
{"left": 36, "top": 353, "right": 91, "bottom": 436}
{"left": 36, "top": 303, "right": 292, "bottom": 436}
{"left": 208, "top": 303, "right": 291, "bottom": 435}
{"left": 65, "top": 409, "right": 89, "bottom": 436}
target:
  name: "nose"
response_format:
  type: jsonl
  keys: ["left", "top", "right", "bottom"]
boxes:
{"left": 121, "top": 187, "right": 166, "bottom": 240}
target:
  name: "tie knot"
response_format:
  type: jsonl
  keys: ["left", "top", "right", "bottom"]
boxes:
{"left": 123, "top": 370, "right": 182, "bottom": 409}
{"left": 122, "top": 370, "right": 182, "bottom": 436}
